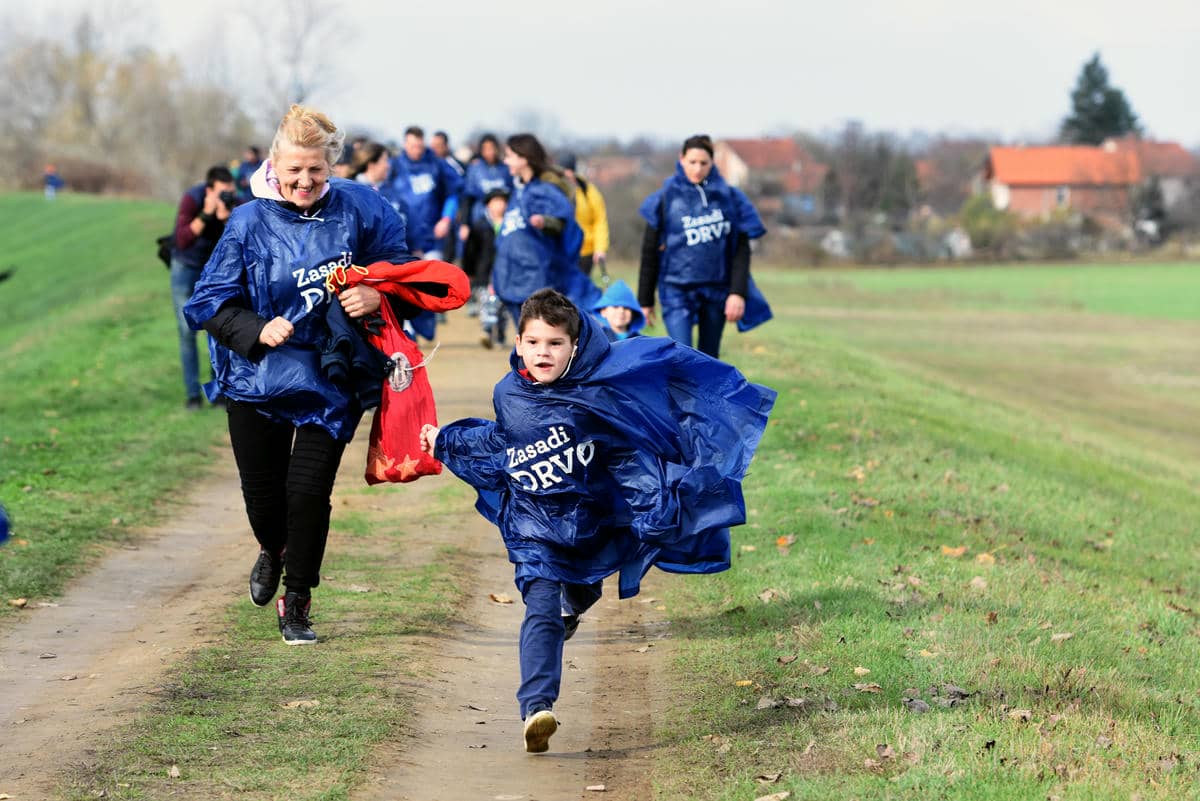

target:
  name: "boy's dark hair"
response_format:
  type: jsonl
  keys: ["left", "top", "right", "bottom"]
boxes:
{"left": 404, "top": 125, "right": 425, "bottom": 139}
{"left": 680, "top": 134, "right": 714, "bottom": 157}
{"left": 519, "top": 289, "right": 581, "bottom": 341}
{"left": 432, "top": 130, "right": 449, "bottom": 143}
{"left": 205, "top": 165, "right": 234, "bottom": 186}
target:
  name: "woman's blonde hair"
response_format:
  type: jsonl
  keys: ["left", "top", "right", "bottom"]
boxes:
{"left": 269, "top": 104, "right": 345, "bottom": 168}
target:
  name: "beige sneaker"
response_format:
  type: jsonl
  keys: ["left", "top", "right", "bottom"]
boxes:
{"left": 523, "top": 709, "right": 558, "bottom": 753}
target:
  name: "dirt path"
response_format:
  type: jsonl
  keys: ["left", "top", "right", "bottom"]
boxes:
{"left": 0, "top": 309, "right": 670, "bottom": 800}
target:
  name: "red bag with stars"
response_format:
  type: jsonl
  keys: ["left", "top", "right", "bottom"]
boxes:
{"left": 326, "top": 260, "right": 469, "bottom": 484}
{"left": 363, "top": 298, "right": 442, "bottom": 484}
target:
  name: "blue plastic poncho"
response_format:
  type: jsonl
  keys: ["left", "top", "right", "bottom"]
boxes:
{"left": 591, "top": 279, "right": 646, "bottom": 337}
{"left": 434, "top": 311, "right": 776, "bottom": 598}
{"left": 492, "top": 177, "right": 599, "bottom": 311}
{"left": 462, "top": 159, "right": 514, "bottom": 223}
{"left": 388, "top": 149, "right": 463, "bottom": 253}
{"left": 639, "top": 163, "right": 772, "bottom": 332}
{"left": 183, "top": 177, "right": 413, "bottom": 441}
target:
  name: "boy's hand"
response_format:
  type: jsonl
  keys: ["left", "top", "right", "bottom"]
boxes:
{"left": 419, "top": 424, "right": 440, "bottom": 456}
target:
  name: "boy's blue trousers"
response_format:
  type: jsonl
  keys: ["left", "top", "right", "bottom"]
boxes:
{"left": 517, "top": 577, "right": 602, "bottom": 719}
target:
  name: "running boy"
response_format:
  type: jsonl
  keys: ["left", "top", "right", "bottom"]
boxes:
{"left": 419, "top": 288, "right": 775, "bottom": 753}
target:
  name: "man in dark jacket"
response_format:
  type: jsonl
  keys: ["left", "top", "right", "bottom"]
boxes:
{"left": 172, "top": 165, "right": 236, "bottom": 408}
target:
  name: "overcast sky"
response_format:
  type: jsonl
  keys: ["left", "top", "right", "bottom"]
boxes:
{"left": 18, "top": 0, "right": 1200, "bottom": 148}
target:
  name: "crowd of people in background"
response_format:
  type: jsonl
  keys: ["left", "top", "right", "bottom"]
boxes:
{"left": 169, "top": 122, "right": 770, "bottom": 406}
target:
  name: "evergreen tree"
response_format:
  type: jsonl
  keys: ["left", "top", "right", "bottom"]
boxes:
{"left": 1060, "top": 53, "right": 1142, "bottom": 145}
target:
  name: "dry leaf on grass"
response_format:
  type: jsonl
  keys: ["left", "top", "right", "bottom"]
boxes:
{"left": 776, "top": 534, "right": 796, "bottom": 549}
{"left": 876, "top": 743, "right": 896, "bottom": 759}
{"left": 7, "top": 598, "right": 27, "bottom": 608}
{"left": 985, "top": 611, "right": 999, "bottom": 625}
{"left": 755, "top": 771, "right": 782, "bottom": 784}
{"left": 845, "top": 465, "right": 866, "bottom": 482}
{"left": 809, "top": 664, "right": 831, "bottom": 676}
{"left": 735, "top": 680, "right": 755, "bottom": 687}
{"left": 853, "top": 666, "right": 871, "bottom": 676}
{"left": 777, "top": 654, "right": 798, "bottom": 665}
{"left": 758, "top": 588, "right": 785, "bottom": 603}
{"left": 976, "top": 552, "right": 996, "bottom": 565}
{"left": 757, "top": 696, "right": 782, "bottom": 710}
{"left": 853, "top": 682, "right": 883, "bottom": 693}
{"left": 741, "top": 545, "right": 757, "bottom": 553}
{"left": 941, "top": 545, "right": 968, "bottom": 558}
{"left": 586, "top": 785, "right": 607, "bottom": 792}
{"left": 1051, "top": 632, "right": 1075, "bottom": 644}
{"left": 281, "top": 699, "right": 320, "bottom": 709}
{"left": 754, "top": 793, "right": 791, "bottom": 801}
{"left": 969, "top": 576, "right": 988, "bottom": 591}
{"left": 488, "top": 593, "right": 513, "bottom": 605}
{"left": 1007, "top": 708, "right": 1033, "bottom": 723}
{"left": 168, "top": 765, "right": 181, "bottom": 778}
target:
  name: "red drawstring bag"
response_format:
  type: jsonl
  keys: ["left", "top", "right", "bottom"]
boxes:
{"left": 362, "top": 299, "right": 442, "bottom": 484}
{"left": 325, "top": 260, "right": 470, "bottom": 484}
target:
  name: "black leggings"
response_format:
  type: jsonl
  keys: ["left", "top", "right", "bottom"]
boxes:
{"left": 227, "top": 401, "right": 347, "bottom": 593}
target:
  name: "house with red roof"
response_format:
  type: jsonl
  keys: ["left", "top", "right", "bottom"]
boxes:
{"left": 1103, "top": 136, "right": 1199, "bottom": 212}
{"left": 714, "top": 137, "right": 829, "bottom": 222}
{"left": 982, "top": 146, "right": 1141, "bottom": 224}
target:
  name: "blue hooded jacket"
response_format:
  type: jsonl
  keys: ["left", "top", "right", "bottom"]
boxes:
{"left": 183, "top": 177, "right": 413, "bottom": 441}
{"left": 492, "top": 177, "right": 599, "bottom": 311}
{"left": 591, "top": 279, "right": 646, "bottom": 338}
{"left": 639, "top": 164, "right": 772, "bottom": 331}
{"left": 462, "top": 159, "right": 513, "bottom": 223}
{"left": 434, "top": 310, "right": 776, "bottom": 598}
{"left": 388, "top": 149, "right": 464, "bottom": 253}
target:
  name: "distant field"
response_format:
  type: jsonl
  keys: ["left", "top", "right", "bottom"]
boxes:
{"left": 762, "top": 262, "right": 1200, "bottom": 321}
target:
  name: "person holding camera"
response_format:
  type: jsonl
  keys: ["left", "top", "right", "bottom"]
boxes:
{"left": 171, "top": 165, "right": 237, "bottom": 409}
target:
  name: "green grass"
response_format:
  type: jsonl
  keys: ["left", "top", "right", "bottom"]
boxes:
{"left": 766, "top": 262, "right": 1200, "bottom": 320}
{"left": 0, "top": 192, "right": 228, "bottom": 610}
{"left": 62, "top": 493, "right": 469, "bottom": 800}
{"left": 650, "top": 264, "right": 1200, "bottom": 800}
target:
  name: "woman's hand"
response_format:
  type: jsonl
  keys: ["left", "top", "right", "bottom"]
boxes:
{"left": 258, "top": 316, "right": 294, "bottom": 347}
{"left": 339, "top": 285, "right": 382, "bottom": 318}
{"left": 419, "top": 423, "right": 440, "bottom": 456}
{"left": 433, "top": 216, "right": 452, "bottom": 239}
{"left": 529, "top": 214, "right": 545, "bottom": 229}
{"left": 724, "top": 293, "right": 746, "bottom": 323}
{"left": 642, "top": 306, "right": 656, "bottom": 327}
{"left": 459, "top": 223, "right": 470, "bottom": 242}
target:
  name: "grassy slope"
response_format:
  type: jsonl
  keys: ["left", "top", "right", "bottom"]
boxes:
{"left": 0, "top": 192, "right": 227, "bottom": 610}
{"left": 653, "top": 265, "right": 1200, "bottom": 800}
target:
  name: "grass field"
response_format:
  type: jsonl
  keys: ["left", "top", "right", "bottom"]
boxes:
{"left": 0, "top": 192, "right": 228, "bottom": 610}
{"left": 648, "top": 263, "right": 1200, "bottom": 800}
{"left": 3, "top": 194, "right": 1199, "bottom": 799}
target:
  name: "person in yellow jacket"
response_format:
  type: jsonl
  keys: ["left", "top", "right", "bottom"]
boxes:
{"left": 560, "top": 154, "right": 609, "bottom": 277}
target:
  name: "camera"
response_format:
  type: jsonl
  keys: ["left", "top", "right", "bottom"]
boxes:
{"left": 218, "top": 190, "right": 237, "bottom": 208}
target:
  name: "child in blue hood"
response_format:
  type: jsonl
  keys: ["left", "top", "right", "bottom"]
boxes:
{"left": 591, "top": 279, "right": 645, "bottom": 341}
{"left": 637, "top": 134, "right": 771, "bottom": 359}
{"left": 420, "top": 288, "right": 775, "bottom": 753}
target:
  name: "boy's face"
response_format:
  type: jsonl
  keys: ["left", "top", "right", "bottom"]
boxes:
{"left": 485, "top": 195, "right": 507, "bottom": 220}
{"left": 599, "top": 305, "right": 632, "bottom": 332}
{"left": 517, "top": 318, "right": 576, "bottom": 384}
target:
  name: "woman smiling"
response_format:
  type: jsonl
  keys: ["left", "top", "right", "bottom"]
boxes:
{"left": 184, "top": 105, "right": 417, "bottom": 646}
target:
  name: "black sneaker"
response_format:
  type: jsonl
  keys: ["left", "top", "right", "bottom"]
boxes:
{"left": 185, "top": 397, "right": 202, "bottom": 411}
{"left": 249, "top": 550, "right": 282, "bottom": 607}
{"left": 277, "top": 592, "right": 316, "bottom": 645}
{"left": 562, "top": 614, "right": 580, "bottom": 641}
